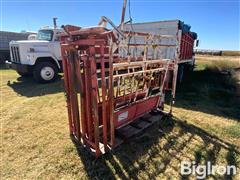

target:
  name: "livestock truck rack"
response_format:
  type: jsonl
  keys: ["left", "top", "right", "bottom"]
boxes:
{"left": 60, "top": 16, "right": 197, "bottom": 157}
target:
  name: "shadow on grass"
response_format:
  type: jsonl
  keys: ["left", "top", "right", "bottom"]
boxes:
{"left": 174, "top": 68, "right": 240, "bottom": 121}
{"left": 71, "top": 115, "right": 239, "bottom": 179}
{"left": 7, "top": 75, "right": 63, "bottom": 97}
{"left": 5, "top": 63, "right": 239, "bottom": 120}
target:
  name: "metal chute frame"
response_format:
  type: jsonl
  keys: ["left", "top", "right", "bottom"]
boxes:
{"left": 60, "top": 17, "right": 180, "bottom": 157}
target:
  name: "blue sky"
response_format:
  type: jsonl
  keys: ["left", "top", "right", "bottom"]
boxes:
{"left": 1, "top": 0, "right": 239, "bottom": 50}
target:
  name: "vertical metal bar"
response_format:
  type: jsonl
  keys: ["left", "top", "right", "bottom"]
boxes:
{"left": 61, "top": 46, "right": 73, "bottom": 135}
{"left": 133, "top": 76, "right": 141, "bottom": 102}
{"left": 80, "top": 81, "right": 87, "bottom": 140}
{"left": 144, "top": 71, "right": 152, "bottom": 98}
{"left": 157, "top": 61, "right": 170, "bottom": 106}
{"left": 75, "top": 51, "right": 87, "bottom": 138}
{"left": 100, "top": 45, "right": 108, "bottom": 151}
{"left": 89, "top": 46, "right": 100, "bottom": 156}
{"left": 69, "top": 49, "right": 81, "bottom": 140}
{"left": 116, "top": 69, "right": 121, "bottom": 98}
{"left": 169, "top": 62, "right": 178, "bottom": 114}
{"left": 120, "top": 0, "right": 127, "bottom": 30}
{"left": 83, "top": 56, "right": 93, "bottom": 141}
{"left": 108, "top": 40, "right": 115, "bottom": 147}
{"left": 123, "top": 77, "right": 126, "bottom": 100}
{"left": 66, "top": 51, "right": 76, "bottom": 135}
{"left": 128, "top": 67, "right": 133, "bottom": 104}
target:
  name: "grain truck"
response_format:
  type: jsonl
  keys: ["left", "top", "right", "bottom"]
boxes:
{"left": 5, "top": 18, "right": 63, "bottom": 83}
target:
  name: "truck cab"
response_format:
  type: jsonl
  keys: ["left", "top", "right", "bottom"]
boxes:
{"left": 6, "top": 27, "right": 62, "bottom": 83}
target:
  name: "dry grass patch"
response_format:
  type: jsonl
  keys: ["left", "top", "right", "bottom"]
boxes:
{"left": 222, "top": 51, "right": 240, "bottom": 56}
{"left": 1, "top": 55, "right": 240, "bottom": 179}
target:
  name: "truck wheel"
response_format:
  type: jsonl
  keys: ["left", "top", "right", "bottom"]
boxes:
{"left": 33, "top": 62, "right": 58, "bottom": 83}
{"left": 17, "top": 71, "right": 32, "bottom": 77}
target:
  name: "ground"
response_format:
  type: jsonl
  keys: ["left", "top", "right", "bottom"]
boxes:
{"left": 1, "top": 55, "right": 240, "bottom": 179}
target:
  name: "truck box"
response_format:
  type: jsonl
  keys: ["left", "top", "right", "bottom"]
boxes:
{"left": 123, "top": 20, "right": 197, "bottom": 62}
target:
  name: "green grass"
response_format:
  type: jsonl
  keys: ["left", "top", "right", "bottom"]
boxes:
{"left": 225, "top": 125, "right": 240, "bottom": 138}
{"left": 1, "top": 55, "right": 240, "bottom": 179}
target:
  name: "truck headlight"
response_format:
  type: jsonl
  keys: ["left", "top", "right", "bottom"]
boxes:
{"left": 29, "top": 48, "right": 35, "bottom": 52}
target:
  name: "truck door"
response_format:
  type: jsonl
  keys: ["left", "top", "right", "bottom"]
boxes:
{"left": 49, "top": 42, "right": 61, "bottom": 61}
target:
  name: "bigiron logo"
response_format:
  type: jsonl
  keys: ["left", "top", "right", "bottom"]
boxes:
{"left": 180, "top": 161, "right": 237, "bottom": 179}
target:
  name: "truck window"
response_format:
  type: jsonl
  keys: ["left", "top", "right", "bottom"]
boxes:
{"left": 37, "top": 30, "right": 53, "bottom": 41}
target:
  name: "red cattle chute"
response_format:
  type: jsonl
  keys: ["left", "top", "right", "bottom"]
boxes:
{"left": 60, "top": 22, "right": 183, "bottom": 157}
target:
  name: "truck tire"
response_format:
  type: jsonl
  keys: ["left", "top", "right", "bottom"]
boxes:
{"left": 33, "top": 62, "right": 58, "bottom": 83}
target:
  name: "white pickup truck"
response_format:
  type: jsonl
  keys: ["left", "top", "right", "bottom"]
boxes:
{"left": 6, "top": 26, "right": 62, "bottom": 83}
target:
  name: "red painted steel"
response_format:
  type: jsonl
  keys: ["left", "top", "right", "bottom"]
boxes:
{"left": 180, "top": 32, "right": 195, "bottom": 60}
{"left": 59, "top": 18, "right": 195, "bottom": 156}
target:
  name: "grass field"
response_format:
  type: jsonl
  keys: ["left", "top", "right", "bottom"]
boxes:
{"left": 222, "top": 51, "right": 240, "bottom": 56}
{"left": 1, "top": 55, "right": 240, "bottom": 179}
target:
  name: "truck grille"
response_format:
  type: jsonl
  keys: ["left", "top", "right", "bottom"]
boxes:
{"left": 10, "top": 45, "right": 21, "bottom": 63}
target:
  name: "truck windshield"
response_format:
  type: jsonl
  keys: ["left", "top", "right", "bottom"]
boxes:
{"left": 37, "top": 30, "right": 53, "bottom": 41}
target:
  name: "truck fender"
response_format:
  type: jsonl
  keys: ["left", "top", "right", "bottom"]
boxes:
{"left": 35, "top": 56, "right": 61, "bottom": 70}
{"left": 49, "top": 56, "right": 61, "bottom": 69}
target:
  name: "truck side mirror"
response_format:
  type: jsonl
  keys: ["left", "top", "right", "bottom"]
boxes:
{"left": 196, "top": 40, "right": 199, "bottom": 47}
